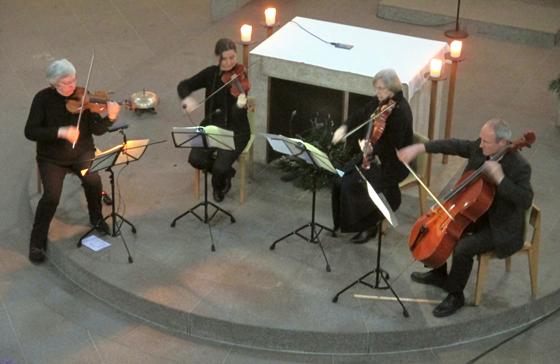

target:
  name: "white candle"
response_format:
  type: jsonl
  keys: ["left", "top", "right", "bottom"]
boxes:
{"left": 450, "top": 40, "right": 463, "bottom": 58}
{"left": 264, "top": 8, "right": 276, "bottom": 27}
{"left": 430, "top": 59, "right": 443, "bottom": 78}
{"left": 240, "top": 24, "right": 252, "bottom": 43}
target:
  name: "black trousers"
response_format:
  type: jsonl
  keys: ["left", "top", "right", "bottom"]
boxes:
{"left": 30, "top": 156, "right": 103, "bottom": 251}
{"left": 188, "top": 148, "right": 238, "bottom": 192}
{"left": 434, "top": 225, "right": 494, "bottom": 293}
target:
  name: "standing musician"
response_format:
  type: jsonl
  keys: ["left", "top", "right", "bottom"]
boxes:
{"left": 332, "top": 69, "right": 413, "bottom": 244}
{"left": 177, "top": 38, "right": 250, "bottom": 203}
{"left": 24, "top": 59, "right": 121, "bottom": 264}
{"left": 397, "top": 119, "right": 533, "bottom": 317}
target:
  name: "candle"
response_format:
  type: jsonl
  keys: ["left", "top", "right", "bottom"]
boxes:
{"left": 430, "top": 59, "right": 443, "bottom": 78}
{"left": 240, "top": 24, "right": 252, "bottom": 43}
{"left": 264, "top": 7, "right": 276, "bottom": 27}
{"left": 450, "top": 40, "right": 463, "bottom": 58}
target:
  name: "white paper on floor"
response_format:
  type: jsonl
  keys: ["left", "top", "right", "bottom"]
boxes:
{"left": 82, "top": 235, "right": 111, "bottom": 252}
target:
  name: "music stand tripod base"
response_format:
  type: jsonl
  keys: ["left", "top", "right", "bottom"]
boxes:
{"left": 269, "top": 173, "right": 333, "bottom": 272}
{"left": 332, "top": 220, "right": 409, "bottom": 317}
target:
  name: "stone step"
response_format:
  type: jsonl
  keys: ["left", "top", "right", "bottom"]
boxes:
{"left": 377, "top": 0, "right": 560, "bottom": 47}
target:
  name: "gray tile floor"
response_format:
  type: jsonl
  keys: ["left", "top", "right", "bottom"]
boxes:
{"left": 2, "top": 0, "right": 560, "bottom": 362}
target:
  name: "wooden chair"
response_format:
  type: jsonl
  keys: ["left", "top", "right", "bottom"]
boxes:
{"left": 194, "top": 97, "right": 255, "bottom": 203}
{"left": 399, "top": 132, "right": 429, "bottom": 214}
{"left": 474, "top": 204, "right": 541, "bottom": 306}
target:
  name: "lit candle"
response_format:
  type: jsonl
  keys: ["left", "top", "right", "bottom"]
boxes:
{"left": 240, "top": 24, "right": 252, "bottom": 43}
{"left": 430, "top": 58, "right": 443, "bottom": 78}
{"left": 450, "top": 40, "right": 463, "bottom": 58}
{"left": 264, "top": 7, "right": 277, "bottom": 27}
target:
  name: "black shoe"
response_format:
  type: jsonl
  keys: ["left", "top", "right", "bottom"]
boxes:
{"left": 433, "top": 292, "right": 465, "bottom": 317}
{"left": 351, "top": 226, "right": 378, "bottom": 244}
{"left": 213, "top": 189, "right": 224, "bottom": 203}
{"left": 29, "top": 247, "right": 46, "bottom": 264}
{"left": 91, "top": 219, "right": 110, "bottom": 235}
{"left": 223, "top": 177, "right": 232, "bottom": 196}
{"left": 410, "top": 270, "right": 447, "bottom": 288}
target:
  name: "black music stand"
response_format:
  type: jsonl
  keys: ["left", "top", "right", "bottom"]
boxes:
{"left": 332, "top": 166, "right": 409, "bottom": 317}
{"left": 77, "top": 139, "right": 150, "bottom": 263}
{"left": 265, "top": 134, "right": 337, "bottom": 272}
{"left": 170, "top": 126, "right": 235, "bottom": 252}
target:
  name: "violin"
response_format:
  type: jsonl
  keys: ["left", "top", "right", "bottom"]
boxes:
{"left": 361, "top": 99, "right": 396, "bottom": 170}
{"left": 66, "top": 86, "right": 131, "bottom": 114}
{"left": 221, "top": 64, "right": 250, "bottom": 98}
{"left": 407, "top": 131, "right": 536, "bottom": 268}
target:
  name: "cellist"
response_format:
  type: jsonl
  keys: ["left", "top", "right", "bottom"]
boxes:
{"left": 332, "top": 69, "right": 413, "bottom": 244}
{"left": 397, "top": 119, "right": 533, "bottom": 317}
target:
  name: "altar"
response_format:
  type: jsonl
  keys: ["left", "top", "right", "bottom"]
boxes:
{"left": 249, "top": 16, "right": 449, "bottom": 162}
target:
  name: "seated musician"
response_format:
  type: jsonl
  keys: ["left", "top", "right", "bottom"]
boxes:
{"left": 331, "top": 69, "right": 413, "bottom": 244}
{"left": 177, "top": 38, "right": 250, "bottom": 203}
{"left": 24, "top": 59, "right": 121, "bottom": 264}
{"left": 397, "top": 119, "right": 533, "bottom": 317}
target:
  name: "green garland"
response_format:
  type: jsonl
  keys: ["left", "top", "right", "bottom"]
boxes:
{"left": 276, "top": 113, "right": 355, "bottom": 190}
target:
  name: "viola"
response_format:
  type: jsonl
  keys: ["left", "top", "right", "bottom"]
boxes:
{"left": 361, "top": 99, "right": 396, "bottom": 170}
{"left": 66, "top": 86, "right": 131, "bottom": 114}
{"left": 407, "top": 131, "right": 536, "bottom": 268}
{"left": 221, "top": 64, "right": 250, "bottom": 98}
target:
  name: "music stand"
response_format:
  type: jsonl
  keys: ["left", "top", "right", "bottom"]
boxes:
{"left": 170, "top": 126, "right": 236, "bottom": 252}
{"left": 332, "top": 166, "right": 409, "bottom": 317}
{"left": 265, "top": 133, "right": 336, "bottom": 272}
{"left": 77, "top": 139, "right": 150, "bottom": 263}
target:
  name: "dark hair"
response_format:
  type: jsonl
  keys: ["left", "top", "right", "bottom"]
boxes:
{"left": 214, "top": 38, "right": 237, "bottom": 57}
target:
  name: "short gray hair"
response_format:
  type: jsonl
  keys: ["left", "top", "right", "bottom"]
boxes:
{"left": 46, "top": 59, "right": 76, "bottom": 85}
{"left": 485, "top": 118, "right": 512, "bottom": 142}
{"left": 372, "top": 69, "right": 402, "bottom": 93}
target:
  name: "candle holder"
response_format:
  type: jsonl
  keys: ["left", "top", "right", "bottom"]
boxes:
{"left": 445, "top": 0, "right": 469, "bottom": 40}
{"left": 423, "top": 71, "right": 448, "bottom": 186}
{"left": 237, "top": 40, "right": 257, "bottom": 69}
{"left": 260, "top": 21, "right": 276, "bottom": 38}
{"left": 441, "top": 51, "right": 465, "bottom": 164}
{"left": 263, "top": 7, "right": 277, "bottom": 38}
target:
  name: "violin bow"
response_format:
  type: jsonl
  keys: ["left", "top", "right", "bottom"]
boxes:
{"left": 73, "top": 49, "right": 95, "bottom": 149}
{"left": 396, "top": 149, "right": 454, "bottom": 221}
{"left": 339, "top": 102, "right": 396, "bottom": 142}
{"left": 186, "top": 61, "right": 256, "bottom": 116}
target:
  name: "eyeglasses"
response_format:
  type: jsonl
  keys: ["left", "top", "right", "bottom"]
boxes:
{"left": 56, "top": 77, "right": 76, "bottom": 87}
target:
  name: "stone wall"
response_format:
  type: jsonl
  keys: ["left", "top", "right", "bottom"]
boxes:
{"left": 211, "top": 0, "right": 252, "bottom": 21}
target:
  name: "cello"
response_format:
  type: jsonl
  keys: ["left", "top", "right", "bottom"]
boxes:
{"left": 407, "top": 131, "right": 536, "bottom": 268}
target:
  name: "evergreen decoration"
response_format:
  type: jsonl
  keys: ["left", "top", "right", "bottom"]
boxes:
{"left": 549, "top": 75, "right": 560, "bottom": 97}
{"left": 276, "top": 112, "right": 355, "bottom": 190}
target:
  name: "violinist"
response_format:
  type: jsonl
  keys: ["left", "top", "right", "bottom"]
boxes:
{"left": 177, "top": 38, "right": 250, "bottom": 202}
{"left": 331, "top": 69, "right": 413, "bottom": 244}
{"left": 24, "top": 59, "right": 121, "bottom": 264}
{"left": 397, "top": 119, "right": 533, "bottom": 317}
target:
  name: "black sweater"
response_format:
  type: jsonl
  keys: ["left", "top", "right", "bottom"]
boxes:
{"left": 425, "top": 138, "right": 533, "bottom": 258}
{"left": 24, "top": 87, "right": 112, "bottom": 165}
{"left": 177, "top": 65, "right": 250, "bottom": 152}
{"left": 344, "top": 91, "right": 413, "bottom": 187}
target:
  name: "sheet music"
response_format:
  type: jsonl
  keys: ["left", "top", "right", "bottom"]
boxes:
{"left": 204, "top": 125, "right": 235, "bottom": 150}
{"left": 172, "top": 126, "right": 205, "bottom": 147}
{"left": 116, "top": 139, "right": 150, "bottom": 165}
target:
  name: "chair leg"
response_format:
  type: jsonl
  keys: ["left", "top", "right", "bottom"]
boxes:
{"left": 475, "top": 255, "right": 490, "bottom": 306}
{"left": 505, "top": 256, "right": 512, "bottom": 272}
{"left": 194, "top": 168, "right": 201, "bottom": 199}
{"left": 249, "top": 146, "right": 254, "bottom": 178}
{"left": 239, "top": 155, "right": 247, "bottom": 204}
{"left": 417, "top": 184, "right": 427, "bottom": 215}
{"left": 528, "top": 250, "right": 539, "bottom": 298}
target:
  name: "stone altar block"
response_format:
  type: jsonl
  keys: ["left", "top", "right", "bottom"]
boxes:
{"left": 249, "top": 16, "right": 449, "bottom": 162}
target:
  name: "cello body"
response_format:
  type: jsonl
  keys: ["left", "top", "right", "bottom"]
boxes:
{"left": 407, "top": 171, "right": 495, "bottom": 268}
